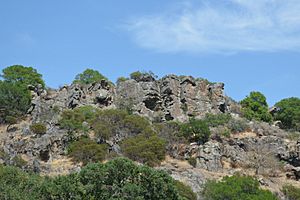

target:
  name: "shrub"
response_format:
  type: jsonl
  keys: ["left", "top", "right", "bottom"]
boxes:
{"left": 130, "top": 71, "right": 157, "bottom": 81}
{"left": 116, "top": 76, "right": 129, "bottom": 84}
{"left": 92, "top": 109, "right": 128, "bottom": 140}
{"left": 227, "top": 118, "right": 250, "bottom": 134}
{"left": 0, "top": 82, "right": 31, "bottom": 123}
{"left": 282, "top": 184, "right": 300, "bottom": 200}
{"left": 180, "top": 118, "right": 211, "bottom": 144}
{"left": 68, "top": 137, "right": 108, "bottom": 166}
{"left": 188, "top": 157, "right": 197, "bottom": 168}
{"left": 240, "top": 91, "right": 273, "bottom": 122}
{"left": 274, "top": 97, "right": 300, "bottom": 131}
{"left": 1, "top": 65, "right": 45, "bottom": 88}
{"left": 121, "top": 133, "right": 166, "bottom": 166}
{"left": 174, "top": 180, "right": 197, "bottom": 200}
{"left": 203, "top": 113, "right": 232, "bottom": 127}
{"left": 59, "top": 105, "right": 97, "bottom": 133}
{"left": 202, "top": 175, "right": 278, "bottom": 200}
{"left": 73, "top": 68, "right": 108, "bottom": 85}
{"left": 92, "top": 109, "right": 153, "bottom": 140}
{"left": 30, "top": 123, "right": 47, "bottom": 135}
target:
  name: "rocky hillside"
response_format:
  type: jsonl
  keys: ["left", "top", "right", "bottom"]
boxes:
{"left": 1, "top": 70, "right": 300, "bottom": 200}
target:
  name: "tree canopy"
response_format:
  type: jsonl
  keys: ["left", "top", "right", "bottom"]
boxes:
{"left": 73, "top": 68, "right": 108, "bottom": 84}
{"left": 1, "top": 65, "right": 45, "bottom": 88}
{"left": 240, "top": 91, "right": 272, "bottom": 122}
{"left": 274, "top": 97, "right": 300, "bottom": 131}
{"left": 0, "top": 158, "right": 195, "bottom": 200}
{"left": 202, "top": 175, "right": 277, "bottom": 200}
{"left": 0, "top": 81, "right": 31, "bottom": 123}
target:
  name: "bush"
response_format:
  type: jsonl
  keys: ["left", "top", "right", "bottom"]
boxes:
{"left": 59, "top": 105, "right": 97, "bottom": 133}
{"left": 1, "top": 65, "right": 45, "bottom": 88}
{"left": 68, "top": 137, "right": 108, "bottom": 166}
{"left": 30, "top": 123, "right": 47, "bottom": 135}
{"left": 180, "top": 118, "right": 211, "bottom": 144}
{"left": 228, "top": 118, "right": 250, "bottom": 134}
{"left": 92, "top": 109, "right": 153, "bottom": 140}
{"left": 188, "top": 157, "right": 197, "bottom": 168}
{"left": 116, "top": 76, "right": 129, "bottom": 84}
{"left": 202, "top": 175, "right": 277, "bottom": 200}
{"left": 0, "top": 82, "right": 31, "bottom": 123}
{"left": 130, "top": 71, "right": 156, "bottom": 81}
{"left": 174, "top": 180, "right": 197, "bottom": 200}
{"left": 282, "top": 184, "right": 300, "bottom": 200}
{"left": 0, "top": 158, "right": 186, "bottom": 200}
{"left": 203, "top": 113, "right": 232, "bottom": 127}
{"left": 274, "top": 97, "right": 300, "bottom": 131}
{"left": 73, "top": 68, "right": 108, "bottom": 85}
{"left": 121, "top": 133, "right": 166, "bottom": 166}
{"left": 240, "top": 91, "right": 272, "bottom": 122}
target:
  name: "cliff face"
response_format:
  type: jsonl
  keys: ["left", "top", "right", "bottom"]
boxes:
{"left": 30, "top": 75, "right": 236, "bottom": 124}
{"left": 1, "top": 75, "right": 299, "bottom": 200}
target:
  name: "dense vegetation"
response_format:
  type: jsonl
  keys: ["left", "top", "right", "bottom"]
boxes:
{"left": 2, "top": 65, "right": 45, "bottom": 88}
{"left": 0, "top": 158, "right": 196, "bottom": 200}
{"left": 0, "top": 82, "right": 31, "bottom": 123}
{"left": 274, "top": 97, "right": 300, "bottom": 131}
{"left": 59, "top": 107, "right": 167, "bottom": 166}
{"left": 202, "top": 175, "right": 278, "bottom": 200}
{"left": 0, "top": 65, "right": 45, "bottom": 123}
{"left": 241, "top": 91, "right": 272, "bottom": 122}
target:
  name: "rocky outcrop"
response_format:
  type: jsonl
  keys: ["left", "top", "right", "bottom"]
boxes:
{"left": 116, "top": 75, "right": 231, "bottom": 122}
{"left": 28, "top": 75, "right": 232, "bottom": 123}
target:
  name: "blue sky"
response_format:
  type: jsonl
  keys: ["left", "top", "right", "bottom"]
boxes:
{"left": 0, "top": 0, "right": 300, "bottom": 106}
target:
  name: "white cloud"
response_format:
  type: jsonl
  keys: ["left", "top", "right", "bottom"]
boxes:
{"left": 125, "top": 0, "right": 300, "bottom": 53}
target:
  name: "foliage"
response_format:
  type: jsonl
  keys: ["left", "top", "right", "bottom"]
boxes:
{"left": 188, "top": 157, "right": 197, "bottom": 168}
{"left": 92, "top": 109, "right": 153, "bottom": 140}
{"left": 240, "top": 91, "right": 272, "bottom": 122}
{"left": 203, "top": 113, "right": 232, "bottom": 127}
{"left": 0, "top": 158, "right": 185, "bottom": 200}
{"left": 1, "top": 65, "right": 45, "bottom": 88}
{"left": 274, "top": 97, "right": 300, "bottom": 131}
{"left": 202, "top": 175, "right": 278, "bottom": 200}
{"left": 117, "top": 76, "right": 129, "bottom": 84}
{"left": 130, "top": 71, "right": 157, "bottom": 81}
{"left": 0, "top": 82, "right": 31, "bottom": 123}
{"left": 68, "top": 137, "right": 108, "bottom": 166}
{"left": 121, "top": 133, "right": 166, "bottom": 166}
{"left": 227, "top": 118, "right": 250, "bottom": 134}
{"left": 0, "top": 164, "right": 42, "bottom": 200}
{"left": 30, "top": 123, "right": 47, "bottom": 135}
{"left": 180, "top": 118, "right": 211, "bottom": 144}
{"left": 282, "top": 184, "right": 300, "bottom": 200}
{"left": 174, "top": 180, "right": 197, "bottom": 200}
{"left": 73, "top": 68, "right": 108, "bottom": 85}
{"left": 79, "top": 158, "right": 181, "bottom": 200}
{"left": 59, "top": 105, "right": 98, "bottom": 133}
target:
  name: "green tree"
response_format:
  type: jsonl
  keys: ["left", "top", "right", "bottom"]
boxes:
{"left": 1, "top": 65, "right": 45, "bottom": 88}
{"left": 73, "top": 68, "right": 108, "bottom": 84}
{"left": 180, "top": 119, "right": 211, "bottom": 144}
{"left": 274, "top": 97, "right": 300, "bottom": 131}
{"left": 240, "top": 91, "right": 272, "bottom": 122}
{"left": 202, "top": 175, "right": 277, "bottom": 200}
{"left": 0, "top": 82, "right": 31, "bottom": 123}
